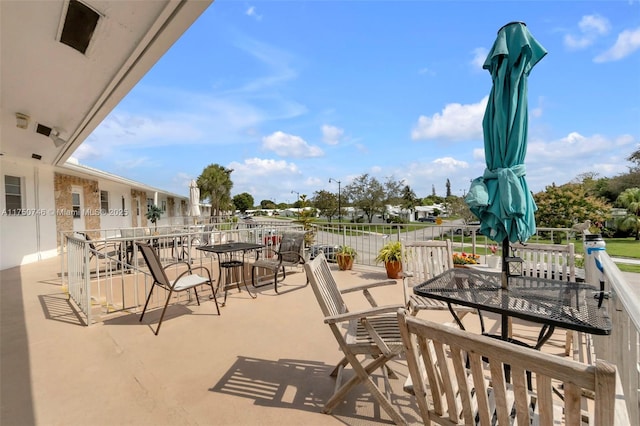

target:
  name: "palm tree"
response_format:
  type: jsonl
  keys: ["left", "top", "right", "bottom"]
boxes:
{"left": 616, "top": 187, "right": 640, "bottom": 239}
{"left": 197, "top": 164, "right": 233, "bottom": 221}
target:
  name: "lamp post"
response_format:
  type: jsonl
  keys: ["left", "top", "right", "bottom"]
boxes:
{"left": 329, "top": 178, "right": 341, "bottom": 224}
{"left": 291, "top": 190, "right": 300, "bottom": 218}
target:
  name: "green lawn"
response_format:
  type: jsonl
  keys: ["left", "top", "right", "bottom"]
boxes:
{"left": 450, "top": 235, "right": 640, "bottom": 259}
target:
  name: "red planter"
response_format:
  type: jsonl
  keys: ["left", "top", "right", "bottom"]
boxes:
{"left": 384, "top": 261, "right": 402, "bottom": 279}
{"left": 337, "top": 254, "right": 354, "bottom": 270}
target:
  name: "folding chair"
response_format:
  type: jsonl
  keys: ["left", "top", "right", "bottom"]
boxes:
{"left": 402, "top": 240, "right": 475, "bottom": 322}
{"left": 137, "top": 242, "right": 220, "bottom": 335}
{"left": 304, "top": 252, "right": 407, "bottom": 425}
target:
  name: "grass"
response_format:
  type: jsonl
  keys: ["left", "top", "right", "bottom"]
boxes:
{"left": 617, "top": 263, "right": 640, "bottom": 273}
{"left": 450, "top": 235, "right": 640, "bottom": 259}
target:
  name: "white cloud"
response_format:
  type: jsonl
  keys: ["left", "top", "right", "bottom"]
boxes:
{"left": 245, "top": 6, "right": 262, "bottom": 21}
{"left": 262, "top": 131, "right": 324, "bottom": 157}
{"left": 471, "top": 47, "right": 488, "bottom": 70}
{"left": 524, "top": 132, "right": 637, "bottom": 190}
{"left": 411, "top": 96, "right": 488, "bottom": 141}
{"left": 433, "top": 157, "right": 469, "bottom": 170}
{"left": 321, "top": 125, "right": 344, "bottom": 145}
{"left": 228, "top": 157, "right": 302, "bottom": 201}
{"left": 530, "top": 96, "right": 544, "bottom": 118}
{"left": 229, "top": 157, "right": 299, "bottom": 176}
{"left": 564, "top": 14, "right": 610, "bottom": 50}
{"left": 594, "top": 27, "right": 640, "bottom": 62}
{"left": 579, "top": 14, "right": 611, "bottom": 35}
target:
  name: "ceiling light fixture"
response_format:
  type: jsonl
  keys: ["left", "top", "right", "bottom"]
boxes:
{"left": 16, "top": 113, "right": 30, "bottom": 129}
{"left": 50, "top": 129, "right": 67, "bottom": 147}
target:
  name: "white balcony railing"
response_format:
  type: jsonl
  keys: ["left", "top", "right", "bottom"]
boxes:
{"left": 62, "top": 221, "right": 638, "bottom": 422}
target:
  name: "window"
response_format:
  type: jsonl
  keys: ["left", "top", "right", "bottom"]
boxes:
{"left": 147, "top": 198, "right": 154, "bottom": 211}
{"left": 72, "top": 192, "right": 81, "bottom": 218}
{"left": 121, "top": 196, "right": 126, "bottom": 216}
{"left": 161, "top": 200, "right": 167, "bottom": 212}
{"left": 4, "top": 175, "right": 23, "bottom": 215}
{"left": 100, "top": 190, "right": 109, "bottom": 213}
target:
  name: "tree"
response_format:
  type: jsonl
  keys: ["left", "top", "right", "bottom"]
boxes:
{"left": 197, "top": 164, "right": 233, "bottom": 220}
{"left": 343, "top": 174, "right": 385, "bottom": 223}
{"left": 383, "top": 176, "right": 404, "bottom": 206}
{"left": 432, "top": 184, "right": 436, "bottom": 197}
{"left": 616, "top": 187, "right": 640, "bottom": 239}
{"left": 293, "top": 194, "right": 315, "bottom": 246}
{"left": 534, "top": 182, "right": 611, "bottom": 229}
{"left": 233, "top": 193, "right": 254, "bottom": 213}
{"left": 312, "top": 190, "right": 339, "bottom": 221}
{"left": 145, "top": 205, "right": 162, "bottom": 232}
{"left": 260, "top": 199, "right": 276, "bottom": 209}
{"left": 446, "top": 179, "right": 452, "bottom": 197}
{"left": 423, "top": 195, "right": 444, "bottom": 205}
{"left": 446, "top": 196, "right": 474, "bottom": 223}
{"left": 400, "top": 185, "right": 418, "bottom": 210}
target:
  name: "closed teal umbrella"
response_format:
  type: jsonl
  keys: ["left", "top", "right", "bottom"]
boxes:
{"left": 466, "top": 22, "right": 547, "bottom": 340}
{"left": 466, "top": 22, "right": 547, "bottom": 245}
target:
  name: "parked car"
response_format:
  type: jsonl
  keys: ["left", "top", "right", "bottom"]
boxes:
{"left": 452, "top": 227, "right": 472, "bottom": 236}
{"left": 309, "top": 244, "right": 339, "bottom": 263}
{"left": 417, "top": 216, "right": 436, "bottom": 223}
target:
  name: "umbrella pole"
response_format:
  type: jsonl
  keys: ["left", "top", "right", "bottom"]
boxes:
{"left": 501, "top": 238, "right": 510, "bottom": 340}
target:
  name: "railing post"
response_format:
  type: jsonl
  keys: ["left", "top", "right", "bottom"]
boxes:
{"left": 583, "top": 233, "right": 607, "bottom": 307}
{"left": 83, "top": 240, "right": 91, "bottom": 326}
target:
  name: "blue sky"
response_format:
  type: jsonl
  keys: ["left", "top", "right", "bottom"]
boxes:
{"left": 75, "top": 0, "right": 640, "bottom": 205}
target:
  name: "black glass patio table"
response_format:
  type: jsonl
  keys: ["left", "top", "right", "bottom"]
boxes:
{"left": 413, "top": 268, "right": 611, "bottom": 350}
{"left": 197, "top": 242, "right": 264, "bottom": 306}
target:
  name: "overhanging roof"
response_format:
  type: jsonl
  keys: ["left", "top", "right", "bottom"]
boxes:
{"left": 0, "top": 0, "right": 212, "bottom": 165}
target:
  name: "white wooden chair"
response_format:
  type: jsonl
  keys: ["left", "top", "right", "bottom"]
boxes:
{"left": 397, "top": 309, "right": 629, "bottom": 425}
{"left": 511, "top": 242, "right": 579, "bottom": 355}
{"left": 511, "top": 242, "right": 575, "bottom": 282}
{"left": 402, "top": 240, "right": 475, "bottom": 322}
{"left": 304, "top": 252, "right": 407, "bottom": 425}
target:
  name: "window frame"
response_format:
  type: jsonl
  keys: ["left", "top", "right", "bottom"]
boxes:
{"left": 100, "top": 190, "right": 109, "bottom": 214}
{"left": 4, "top": 175, "right": 24, "bottom": 215}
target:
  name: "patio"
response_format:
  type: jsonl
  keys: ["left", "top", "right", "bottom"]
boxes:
{"left": 1, "top": 253, "right": 590, "bottom": 425}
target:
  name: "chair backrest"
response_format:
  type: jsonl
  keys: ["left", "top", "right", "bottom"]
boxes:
{"left": 136, "top": 242, "right": 172, "bottom": 290}
{"left": 75, "top": 232, "right": 97, "bottom": 251}
{"left": 121, "top": 227, "right": 148, "bottom": 239}
{"left": 402, "top": 240, "right": 453, "bottom": 301}
{"left": 278, "top": 231, "right": 306, "bottom": 264}
{"left": 511, "top": 242, "right": 575, "bottom": 281}
{"left": 304, "top": 252, "right": 348, "bottom": 318}
{"left": 397, "top": 310, "right": 618, "bottom": 425}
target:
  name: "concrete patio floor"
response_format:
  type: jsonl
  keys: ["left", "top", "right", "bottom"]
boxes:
{"left": 1, "top": 255, "right": 580, "bottom": 426}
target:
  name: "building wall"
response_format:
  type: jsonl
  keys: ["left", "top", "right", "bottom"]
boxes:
{"left": 1, "top": 158, "right": 58, "bottom": 269}
{"left": 1, "top": 157, "right": 188, "bottom": 270}
{"left": 53, "top": 173, "right": 102, "bottom": 241}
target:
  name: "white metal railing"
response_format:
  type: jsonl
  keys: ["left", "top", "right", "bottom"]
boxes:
{"left": 66, "top": 235, "right": 92, "bottom": 325}
{"left": 62, "top": 222, "right": 303, "bottom": 324}
{"left": 310, "top": 222, "right": 573, "bottom": 267}
{"left": 588, "top": 251, "right": 639, "bottom": 423}
{"left": 60, "top": 221, "right": 639, "bottom": 420}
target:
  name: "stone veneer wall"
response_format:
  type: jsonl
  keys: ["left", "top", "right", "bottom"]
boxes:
{"left": 54, "top": 173, "right": 101, "bottom": 245}
{"left": 130, "top": 189, "right": 148, "bottom": 227}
